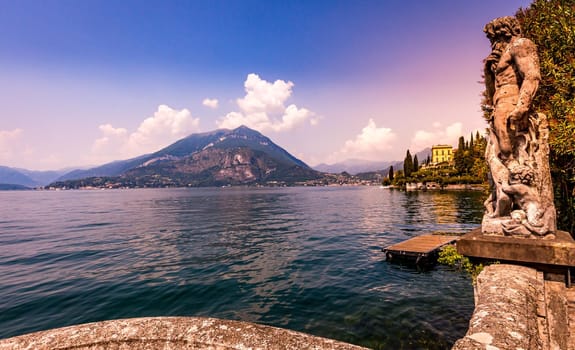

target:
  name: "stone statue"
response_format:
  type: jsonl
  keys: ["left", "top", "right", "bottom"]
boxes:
{"left": 481, "top": 16, "right": 556, "bottom": 238}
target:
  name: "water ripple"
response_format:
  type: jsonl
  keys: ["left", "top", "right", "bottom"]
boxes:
{"left": 0, "top": 187, "right": 483, "bottom": 348}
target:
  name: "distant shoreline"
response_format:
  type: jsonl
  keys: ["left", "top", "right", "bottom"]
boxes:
{"left": 1, "top": 183, "right": 488, "bottom": 191}
{"left": 403, "top": 183, "right": 487, "bottom": 192}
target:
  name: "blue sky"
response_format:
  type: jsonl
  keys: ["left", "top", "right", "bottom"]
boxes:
{"left": 1, "top": 0, "right": 532, "bottom": 170}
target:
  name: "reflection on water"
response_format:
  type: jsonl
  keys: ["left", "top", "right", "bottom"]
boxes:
{"left": 0, "top": 187, "right": 484, "bottom": 349}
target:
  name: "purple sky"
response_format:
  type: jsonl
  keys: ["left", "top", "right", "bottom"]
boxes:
{"left": 0, "top": 0, "right": 532, "bottom": 170}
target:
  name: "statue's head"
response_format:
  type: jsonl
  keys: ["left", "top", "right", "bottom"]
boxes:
{"left": 510, "top": 209, "right": 527, "bottom": 223}
{"left": 484, "top": 16, "right": 522, "bottom": 43}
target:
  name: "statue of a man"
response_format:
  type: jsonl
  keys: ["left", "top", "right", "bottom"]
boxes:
{"left": 483, "top": 16, "right": 540, "bottom": 165}
{"left": 481, "top": 16, "right": 556, "bottom": 238}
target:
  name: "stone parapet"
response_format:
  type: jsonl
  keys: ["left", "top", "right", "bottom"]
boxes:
{"left": 0, "top": 317, "right": 368, "bottom": 350}
{"left": 452, "top": 264, "right": 571, "bottom": 350}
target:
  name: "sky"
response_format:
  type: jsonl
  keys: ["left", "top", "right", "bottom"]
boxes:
{"left": 0, "top": 0, "right": 533, "bottom": 171}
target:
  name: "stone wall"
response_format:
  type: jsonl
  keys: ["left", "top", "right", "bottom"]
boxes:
{"left": 0, "top": 317, "right": 368, "bottom": 350}
{"left": 452, "top": 264, "right": 570, "bottom": 350}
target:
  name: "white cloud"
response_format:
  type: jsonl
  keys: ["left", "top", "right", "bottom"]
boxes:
{"left": 202, "top": 98, "right": 219, "bottom": 109}
{"left": 92, "top": 124, "right": 128, "bottom": 156}
{"left": 217, "top": 73, "right": 317, "bottom": 132}
{"left": 0, "top": 128, "right": 23, "bottom": 146}
{"left": 445, "top": 123, "right": 464, "bottom": 140}
{"left": 0, "top": 128, "right": 25, "bottom": 164}
{"left": 328, "top": 119, "right": 397, "bottom": 163}
{"left": 0, "top": 128, "right": 55, "bottom": 169}
{"left": 237, "top": 73, "right": 293, "bottom": 114}
{"left": 91, "top": 104, "right": 200, "bottom": 163}
{"left": 409, "top": 122, "right": 463, "bottom": 152}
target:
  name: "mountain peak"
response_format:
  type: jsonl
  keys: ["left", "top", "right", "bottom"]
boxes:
{"left": 55, "top": 126, "right": 313, "bottom": 184}
{"left": 230, "top": 125, "right": 265, "bottom": 137}
{"left": 233, "top": 125, "right": 252, "bottom": 132}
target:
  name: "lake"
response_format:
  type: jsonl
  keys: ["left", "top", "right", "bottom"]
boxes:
{"left": 0, "top": 187, "right": 485, "bottom": 349}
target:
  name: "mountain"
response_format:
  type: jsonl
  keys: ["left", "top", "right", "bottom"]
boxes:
{"left": 17, "top": 169, "right": 69, "bottom": 186}
{"left": 0, "top": 183, "right": 32, "bottom": 191}
{"left": 391, "top": 147, "right": 432, "bottom": 172}
{"left": 0, "top": 166, "right": 70, "bottom": 188}
{"left": 313, "top": 159, "right": 394, "bottom": 175}
{"left": 314, "top": 148, "right": 432, "bottom": 175}
{"left": 53, "top": 126, "right": 323, "bottom": 187}
{"left": 415, "top": 147, "right": 432, "bottom": 164}
{"left": 0, "top": 166, "right": 38, "bottom": 187}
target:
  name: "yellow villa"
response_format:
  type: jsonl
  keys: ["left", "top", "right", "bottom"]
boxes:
{"left": 431, "top": 144, "right": 453, "bottom": 164}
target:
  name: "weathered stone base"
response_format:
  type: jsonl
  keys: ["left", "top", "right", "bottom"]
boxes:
{"left": 482, "top": 215, "right": 557, "bottom": 238}
{"left": 481, "top": 215, "right": 506, "bottom": 235}
{"left": 0, "top": 317, "right": 368, "bottom": 350}
{"left": 458, "top": 227, "right": 575, "bottom": 267}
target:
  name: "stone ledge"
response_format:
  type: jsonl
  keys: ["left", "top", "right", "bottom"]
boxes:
{"left": 452, "top": 264, "right": 572, "bottom": 350}
{"left": 452, "top": 264, "right": 544, "bottom": 349}
{"left": 457, "top": 227, "right": 575, "bottom": 267}
{"left": 0, "top": 317, "right": 368, "bottom": 350}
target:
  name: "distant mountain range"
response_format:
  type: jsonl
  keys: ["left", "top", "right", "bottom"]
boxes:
{"left": 313, "top": 159, "right": 395, "bottom": 175}
{"left": 0, "top": 127, "right": 432, "bottom": 189}
{"left": 313, "top": 148, "right": 431, "bottom": 175}
{"left": 0, "top": 166, "right": 68, "bottom": 188}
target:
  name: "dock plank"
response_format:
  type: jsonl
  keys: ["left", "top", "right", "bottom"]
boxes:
{"left": 383, "top": 234, "right": 461, "bottom": 265}
{"left": 385, "top": 235, "right": 460, "bottom": 254}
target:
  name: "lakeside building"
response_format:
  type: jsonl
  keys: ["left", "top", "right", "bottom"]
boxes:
{"left": 431, "top": 144, "right": 453, "bottom": 165}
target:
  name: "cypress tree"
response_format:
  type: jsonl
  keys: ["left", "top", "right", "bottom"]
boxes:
{"left": 388, "top": 165, "right": 394, "bottom": 181}
{"left": 457, "top": 136, "right": 465, "bottom": 152}
{"left": 413, "top": 155, "right": 419, "bottom": 172}
{"left": 455, "top": 137, "right": 466, "bottom": 174}
{"left": 404, "top": 150, "right": 413, "bottom": 178}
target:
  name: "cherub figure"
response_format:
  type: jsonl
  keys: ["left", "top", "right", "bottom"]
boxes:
{"left": 500, "top": 165, "right": 555, "bottom": 237}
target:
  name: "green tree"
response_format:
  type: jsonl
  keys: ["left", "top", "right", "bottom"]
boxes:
{"left": 454, "top": 136, "right": 466, "bottom": 174}
{"left": 404, "top": 150, "right": 413, "bottom": 178}
{"left": 515, "top": 0, "right": 575, "bottom": 233}
{"left": 413, "top": 155, "right": 419, "bottom": 173}
{"left": 388, "top": 165, "right": 394, "bottom": 181}
{"left": 458, "top": 136, "right": 465, "bottom": 151}
{"left": 475, "top": 131, "right": 482, "bottom": 149}
{"left": 391, "top": 169, "right": 405, "bottom": 187}
{"left": 471, "top": 135, "right": 489, "bottom": 182}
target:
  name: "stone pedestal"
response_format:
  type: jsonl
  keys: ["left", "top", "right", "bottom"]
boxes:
{"left": 458, "top": 227, "right": 575, "bottom": 267}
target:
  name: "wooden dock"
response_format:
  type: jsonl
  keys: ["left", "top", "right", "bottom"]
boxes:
{"left": 383, "top": 234, "right": 460, "bottom": 265}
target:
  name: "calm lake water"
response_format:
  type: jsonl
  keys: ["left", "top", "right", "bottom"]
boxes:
{"left": 0, "top": 187, "right": 484, "bottom": 349}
